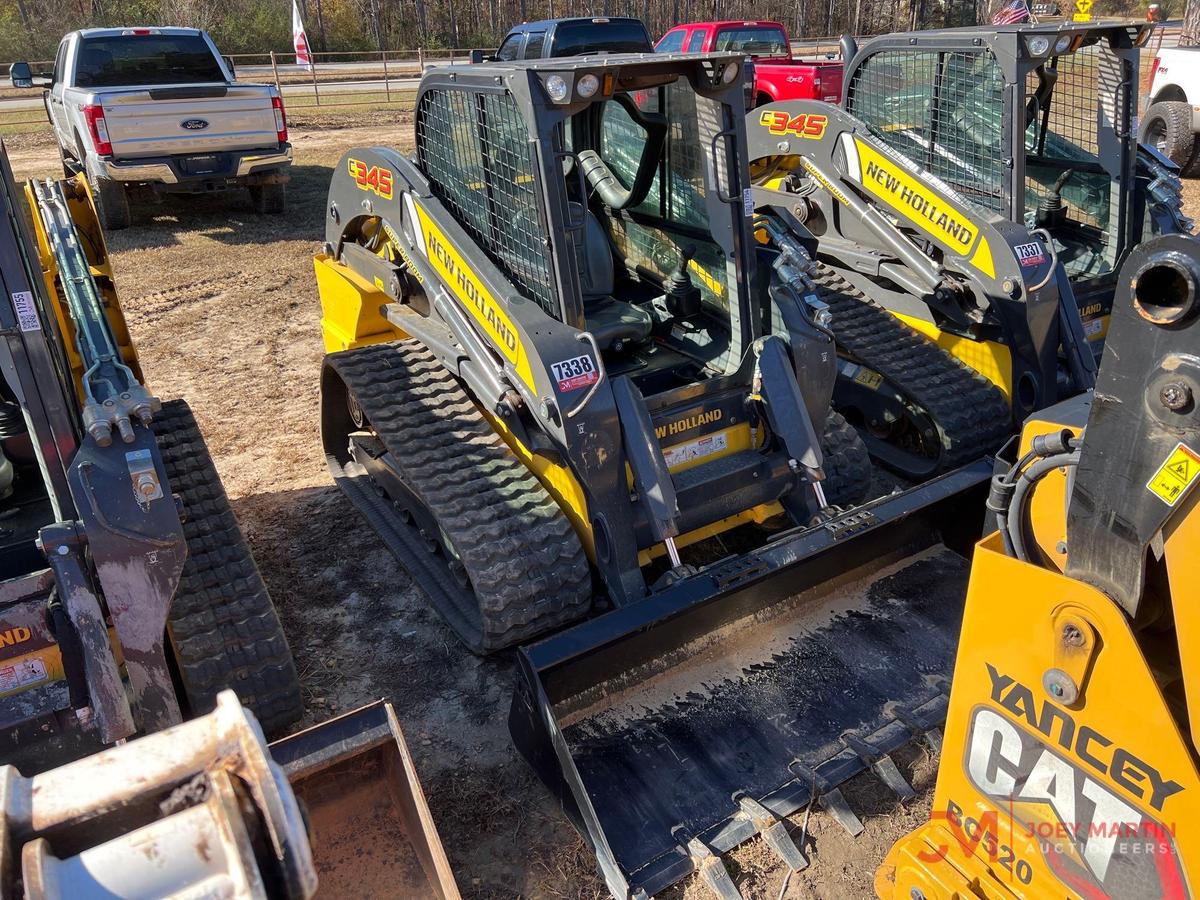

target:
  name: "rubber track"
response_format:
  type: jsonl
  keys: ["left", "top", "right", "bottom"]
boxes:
{"left": 154, "top": 400, "right": 303, "bottom": 736}
{"left": 820, "top": 409, "right": 872, "bottom": 508}
{"left": 325, "top": 341, "right": 592, "bottom": 652}
{"left": 812, "top": 264, "right": 1012, "bottom": 473}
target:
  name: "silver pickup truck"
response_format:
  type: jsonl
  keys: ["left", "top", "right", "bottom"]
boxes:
{"left": 10, "top": 27, "right": 291, "bottom": 229}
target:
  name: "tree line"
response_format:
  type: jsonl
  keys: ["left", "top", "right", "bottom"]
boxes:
{"left": 0, "top": 0, "right": 1170, "bottom": 62}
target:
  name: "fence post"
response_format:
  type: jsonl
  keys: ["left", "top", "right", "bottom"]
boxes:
{"left": 310, "top": 54, "right": 320, "bottom": 106}
{"left": 382, "top": 50, "right": 391, "bottom": 102}
{"left": 418, "top": 47, "right": 425, "bottom": 72}
{"left": 270, "top": 50, "right": 281, "bottom": 96}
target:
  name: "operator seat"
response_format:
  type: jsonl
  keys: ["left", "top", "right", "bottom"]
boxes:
{"left": 572, "top": 204, "right": 652, "bottom": 351}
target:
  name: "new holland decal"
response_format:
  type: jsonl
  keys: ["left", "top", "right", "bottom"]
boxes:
{"left": 411, "top": 202, "right": 535, "bottom": 391}
{"left": 851, "top": 137, "right": 995, "bottom": 278}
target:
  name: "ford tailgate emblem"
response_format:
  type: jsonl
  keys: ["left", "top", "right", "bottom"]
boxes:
{"left": 181, "top": 118, "right": 209, "bottom": 130}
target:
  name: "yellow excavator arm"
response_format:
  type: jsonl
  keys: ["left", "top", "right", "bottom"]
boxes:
{"left": 878, "top": 233, "right": 1200, "bottom": 899}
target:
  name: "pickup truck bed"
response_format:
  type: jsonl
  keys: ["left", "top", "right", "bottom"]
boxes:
{"left": 21, "top": 26, "right": 292, "bottom": 229}
{"left": 655, "top": 20, "right": 843, "bottom": 106}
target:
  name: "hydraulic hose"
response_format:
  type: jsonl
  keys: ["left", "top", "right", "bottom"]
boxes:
{"left": 989, "top": 428, "right": 1081, "bottom": 563}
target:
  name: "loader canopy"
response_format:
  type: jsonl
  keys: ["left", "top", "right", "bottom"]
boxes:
{"left": 845, "top": 23, "right": 1150, "bottom": 286}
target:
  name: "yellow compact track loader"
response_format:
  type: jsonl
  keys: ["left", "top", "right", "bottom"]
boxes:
{"left": 876, "top": 232, "right": 1200, "bottom": 899}
{"left": 0, "top": 144, "right": 459, "bottom": 899}
{"left": 749, "top": 22, "right": 1192, "bottom": 478}
{"left": 315, "top": 51, "right": 1009, "bottom": 897}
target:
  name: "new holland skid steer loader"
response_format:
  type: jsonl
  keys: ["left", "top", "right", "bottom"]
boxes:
{"left": 316, "top": 51, "right": 1011, "bottom": 897}
{"left": 0, "top": 144, "right": 460, "bottom": 898}
{"left": 875, "top": 232, "right": 1200, "bottom": 899}
{"left": 749, "top": 21, "right": 1193, "bottom": 477}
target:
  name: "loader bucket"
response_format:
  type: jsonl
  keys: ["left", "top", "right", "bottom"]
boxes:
{"left": 509, "top": 460, "right": 992, "bottom": 898}
{"left": 270, "top": 701, "right": 461, "bottom": 899}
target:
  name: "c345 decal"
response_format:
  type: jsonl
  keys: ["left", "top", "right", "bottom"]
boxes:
{"left": 347, "top": 158, "right": 394, "bottom": 200}
{"left": 759, "top": 110, "right": 829, "bottom": 140}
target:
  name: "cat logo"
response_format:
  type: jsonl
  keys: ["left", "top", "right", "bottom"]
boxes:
{"left": 0, "top": 626, "right": 32, "bottom": 649}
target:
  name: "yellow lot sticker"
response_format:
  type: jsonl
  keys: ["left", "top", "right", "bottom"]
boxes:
{"left": 1147, "top": 441, "right": 1200, "bottom": 506}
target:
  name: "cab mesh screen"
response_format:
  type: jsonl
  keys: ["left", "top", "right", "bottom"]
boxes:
{"left": 416, "top": 88, "right": 558, "bottom": 318}
{"left": 846, "top": 49, "right": 1007, "bottom": 213}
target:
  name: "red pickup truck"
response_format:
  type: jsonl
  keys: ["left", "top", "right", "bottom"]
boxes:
{"left": 655, "top": 20, "right": 843, "bottom": 107}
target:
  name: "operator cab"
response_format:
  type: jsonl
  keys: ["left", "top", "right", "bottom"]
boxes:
{"left": 552, "top": 54, "right": 755, "bottom": 392}
{"left": 844, "top": 22, "right": 1163, "bottom": 290}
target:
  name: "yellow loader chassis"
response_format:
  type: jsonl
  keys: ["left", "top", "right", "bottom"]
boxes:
{"left": 878, "top": 523, "right": 1198, "bottom": 899}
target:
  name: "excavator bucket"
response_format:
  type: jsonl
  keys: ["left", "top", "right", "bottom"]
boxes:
{"left": 510, "top": 462, "right": 990, "bottom": 898}
{"left": 271, "top": 701, "right": 461, "bottom": 899}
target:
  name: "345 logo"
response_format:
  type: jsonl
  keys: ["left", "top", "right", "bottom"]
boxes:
{"left": 347, "top": 158, "right": 394, "bottom": 200}
{"left": 759, "top": 110, "right": 828, "bottom": 139}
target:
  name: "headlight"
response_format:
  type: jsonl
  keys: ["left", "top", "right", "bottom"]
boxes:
{"left": 544, "top": 74, "right": 570, "bottom": 103}
{"left": 1027, "top": 36, "right": 1051, "bottom": 56}
{"left": 577, "top": 73, "right": 600, "bottom": 98}
{"left": 721, "top": 62, "right": 740, "bottom": 84}
{"left": 1054, "top": 35, "right": 1072, "bottom": 54}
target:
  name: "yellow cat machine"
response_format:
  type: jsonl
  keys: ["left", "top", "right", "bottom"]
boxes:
{"left": 0, "top": 144, "right": 459, "bottom": 898}
{"left": 314, "top": 51, "right": 1017, "bottom": 897}
{"left": 747, "top": 22, "right": 1193, "bottom": 478}
{"left": 877, "top": 233, "right": 1200, "bottom": 898}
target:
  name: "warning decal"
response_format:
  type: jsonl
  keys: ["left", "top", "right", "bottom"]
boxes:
{"left": 0, "top": 657, "right": 47, "bottom": 693}
{"left": 1147, "top": 442, "right": 1200, "bottom": 506}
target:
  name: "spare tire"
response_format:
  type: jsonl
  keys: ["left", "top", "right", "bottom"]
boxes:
{"left": 1140, "top": 101, "right": 1196, "bottom": 170}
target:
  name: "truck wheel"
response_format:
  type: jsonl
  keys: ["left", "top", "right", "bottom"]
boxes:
{"left": 1140, "top": 101, "right": 1196, "bottom": 169}
{"left": 58, "top": 145, "right": 79, "bottom": 180}
{"left": 89, "top": 175, "right": 131, "bottom": 231}
{"left": 154, "top": 399, "right": 303, "bottom": 736}
{"left": 1181, "top": 143, "right": 1200, "bottom": 179}
{"left": 249, "top": 182, "right": 286, "bottom": 214}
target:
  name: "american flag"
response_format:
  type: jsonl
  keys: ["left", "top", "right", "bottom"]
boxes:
{"left": 991, "top": 0, "right": 1031, "bottom": 23}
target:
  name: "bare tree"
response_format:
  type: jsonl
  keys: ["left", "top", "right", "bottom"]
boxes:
{"left": 1183, "top": 0, "right": 1200, "bottom": 45}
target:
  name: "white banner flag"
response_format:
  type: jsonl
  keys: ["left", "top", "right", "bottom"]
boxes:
{"left": 292, "top": 0, "right": 312, "bottom": 69}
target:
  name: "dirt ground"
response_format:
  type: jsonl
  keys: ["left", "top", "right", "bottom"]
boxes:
{"left": 5, "top": 121, "right": 1198, "bottom": 900}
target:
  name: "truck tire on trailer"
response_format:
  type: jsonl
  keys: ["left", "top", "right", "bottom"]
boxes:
{"left": 250, "top": 182, "right": 287, "bottom": 214}
{"left": 89, "top": 175, "right": 131, "bottom": 231}
{"left": 154, "top": 399, "right": 303, "bottom": 736}
{"left": 1140, "top": 101, "right": 1196, "bottom": 170}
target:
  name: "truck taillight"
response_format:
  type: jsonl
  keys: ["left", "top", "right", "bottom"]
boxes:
{"left": 272, "top": 96, "right": 288, "bottom": 144}
{"left": 1149, "top": 55, "right": 1161, "bottom": 85}
{"left": 82, "top": 104, "right": 112, "bottom": 156}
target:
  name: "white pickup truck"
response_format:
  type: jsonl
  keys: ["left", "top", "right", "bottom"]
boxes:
{"left": 10, "top": 27, "right": 291, "bottom": 229}
{"left": 1140, "top": 45, "right": 1200, "bottom": 178}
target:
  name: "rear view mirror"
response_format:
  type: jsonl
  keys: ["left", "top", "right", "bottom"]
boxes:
{"left": 9, "top": 62, "right": 32, "bottom": 89}
{"left": 468, "top": 50, "right": 484, "bottom": 64}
